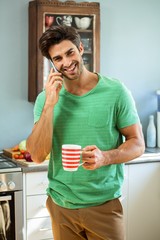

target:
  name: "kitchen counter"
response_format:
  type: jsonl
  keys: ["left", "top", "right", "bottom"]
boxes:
{"left": 16, "top": 161, "right": 49, "bottom": 173}
{"left": 126, "top": 147, "right": 160, "bottom": 165}
{"left": 0, "top": 151, "right": 49, "bottom": 173}
{"left": 15, "top": 147, "right": 160, "bottom": 173}
{"left": 126, "top": 153, "right": 160, "bottom": 165}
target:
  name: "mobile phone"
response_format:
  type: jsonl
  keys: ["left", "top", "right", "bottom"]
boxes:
{"left": 50, "top": 60, "right": 64, "bottom": 88}
{"left": 50, "top": 60, "right": 58, "bottom": 72}
{"left": 50, "top": 60, "right": 64, "bottom": 80}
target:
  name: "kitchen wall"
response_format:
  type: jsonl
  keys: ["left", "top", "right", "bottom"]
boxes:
{"left": 0, "top": 0, "right": 160, "bottom": 150}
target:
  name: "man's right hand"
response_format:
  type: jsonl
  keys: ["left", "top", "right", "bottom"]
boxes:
{"left": 45, "top": 68, "right": 63, "bottom": 107}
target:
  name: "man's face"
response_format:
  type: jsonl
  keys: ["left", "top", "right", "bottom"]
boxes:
{"left": 49, "top": 40, "right": 84, "bottom": 80}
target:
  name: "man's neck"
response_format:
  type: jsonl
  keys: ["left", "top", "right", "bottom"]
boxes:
{"left": 63, "top": 71, "right": 99, "bottom": 96}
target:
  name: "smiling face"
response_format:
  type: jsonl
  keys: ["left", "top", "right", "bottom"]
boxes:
{"left": 49, "top": 40, "right": 84, "bottom": 81}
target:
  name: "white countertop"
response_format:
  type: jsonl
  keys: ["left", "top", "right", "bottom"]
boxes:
{"left": 127, "top": 148, "right": 160, "bottom": 164}
{"left": 4, "top": 148, "right": 160, "bottom": 172}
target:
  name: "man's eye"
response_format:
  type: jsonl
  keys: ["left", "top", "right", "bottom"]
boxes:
{"left": 54, "top": 57, "right": 61, "bottom": 62}
{"left": 68, "top": 50, "right": 74, "bottom": 56}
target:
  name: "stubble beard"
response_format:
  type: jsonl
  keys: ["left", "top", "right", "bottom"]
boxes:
{"left": 61, "top": 59, "right": 83, "bottom": 81}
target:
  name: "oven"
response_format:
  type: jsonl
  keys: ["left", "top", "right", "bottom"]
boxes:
{"left": 0, "top": 154, "right": 23, "bottom": 240}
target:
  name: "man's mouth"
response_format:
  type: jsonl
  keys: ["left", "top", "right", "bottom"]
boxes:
{"left": 63, "top": 63, "right": 77, "bottom": 74}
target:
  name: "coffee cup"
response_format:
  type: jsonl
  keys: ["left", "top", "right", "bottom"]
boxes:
{"left": 45, "top": 15, "right": 54, "bottom": 28}
{"left": 62, "top": 144, "right": 82, "bottom": 171}
{"left": 74, "top": 17, "right": 92, "bottom": 30}
{"left": 56, "top": 15, "right": 72, "bottom": 27}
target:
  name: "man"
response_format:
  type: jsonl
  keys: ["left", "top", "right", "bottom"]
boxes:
{"left": 27, "top": 25, "right": 145, "bottom": 240}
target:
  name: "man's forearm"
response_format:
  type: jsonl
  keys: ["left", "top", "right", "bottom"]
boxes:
{"left": 103, "top": 137, "right": 145, "bottom": 165}
{"left": 27, "top": 105, "right": 53, "bottom": 163}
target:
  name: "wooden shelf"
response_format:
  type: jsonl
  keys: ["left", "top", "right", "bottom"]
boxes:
{"left": 28, "top": 0, "right": 100, "bottom": 102}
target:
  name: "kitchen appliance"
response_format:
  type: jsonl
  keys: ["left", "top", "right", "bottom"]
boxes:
{"left": 0, "top": 154, "right": 23, "bottom": 240}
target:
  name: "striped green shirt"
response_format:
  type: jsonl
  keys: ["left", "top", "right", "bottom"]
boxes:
{"left": 34, "top": 74, "right": 139, "bottom": 209}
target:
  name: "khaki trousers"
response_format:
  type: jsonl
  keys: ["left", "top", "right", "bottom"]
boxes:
{"left": 46, "top": 196, "right": 125, "bottom": 240}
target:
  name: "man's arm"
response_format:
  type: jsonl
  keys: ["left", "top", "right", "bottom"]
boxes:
{"left": 82, "top": 123, "right": 145, "bottom": 170}
{"left": 26, "top": 70, "right": 63, "bottom": 163}
{"left": 26, "top": 104, "right": 53, "bottom": 163}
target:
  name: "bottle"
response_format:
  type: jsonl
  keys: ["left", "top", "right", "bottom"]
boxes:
{"left": 156, "top": 90, "right": 160, "bottom": 148}
{"left": 157, "top": 112, "right": 160, "bottom": 148}
{"left": 146, "top": 115, "right": 156, "bottom": 148}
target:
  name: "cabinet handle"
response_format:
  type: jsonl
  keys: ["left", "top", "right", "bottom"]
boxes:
{"left": 41, "top": 203, "right": 46, "bottom": 208}
{"left": 39, "top": 227, "right": 52, "bottom": 231}
{"left": 40, "top": 181, "right": 48, "bottom": 187}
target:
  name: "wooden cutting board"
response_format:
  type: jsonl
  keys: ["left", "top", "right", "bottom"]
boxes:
{"left": 3, "top": 148, "right": 19, "bottom": 158}
{"left": 3, "top": 148, "right": 49, "bottom": 167}
{"left": 11, "top": 158, "right": 49, "bottom": 167}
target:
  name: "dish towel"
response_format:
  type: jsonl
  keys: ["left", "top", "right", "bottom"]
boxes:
{"left": 0, "top": 200, "right": 11, "bottom": 240}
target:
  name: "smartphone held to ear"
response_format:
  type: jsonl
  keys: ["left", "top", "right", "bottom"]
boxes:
{"left": 50, "top": 60, "right": 64, "bottom": 81}
{"left": 50, "top": 61, "right": 63, "bottom": 89}
{"left": 50, "top": 60, "right": 58, "bottom": 72}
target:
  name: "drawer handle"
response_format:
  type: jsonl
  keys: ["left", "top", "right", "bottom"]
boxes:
{"left": 42, "top": 203, "right": 46, "bottom": 208}
{"left": 40, "top": 181, "right": 48, "bottom": 187}
{"left": 0, "top": 195, "right": 12, "bottom": 201}
{"left": 39, "top": 227, "right": 52, "bottom": 231}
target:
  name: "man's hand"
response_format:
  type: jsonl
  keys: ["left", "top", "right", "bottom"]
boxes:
{"left": 45, "top": 68, "right": 63, "bottom": 107}
{"left": 82, "top": 145, "right": 106, "bottom": 170}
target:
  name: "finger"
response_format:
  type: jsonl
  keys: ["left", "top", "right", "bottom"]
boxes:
{"left": 49, "top": 74, "right": 62, "bottom": 83}
{"left": 82, "top": 150, "right": 95, "bottom": 158}
{"left": 82, "top": 155, "right": 95, "bottom": 164}
{"left": 46, "top": 77, "right": 63, "bottom": 89}
{"left": 54, "top": 80, "right": 63, "bottom": 90}
{"left": 47, "top": 71, "right": 62, "bottom": 83}
{"left": 50, "top": 67, "right": 54, "bottom": 73}
{"left": 83, "top": 162, "right": 96, "bottom": 170}
{"left": 82, "top": 145, "right": 97, "bottom": 151}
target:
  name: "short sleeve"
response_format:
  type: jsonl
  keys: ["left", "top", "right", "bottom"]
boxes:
{"left": 33, "top": 91, "right": 46, "bottom": 124}
{"left": 116, "top": 83, "right": 140, "bottom": 129}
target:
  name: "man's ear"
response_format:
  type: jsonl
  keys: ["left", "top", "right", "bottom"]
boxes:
{"left": 79, "top": 42, "right": 84, "bottom": 55}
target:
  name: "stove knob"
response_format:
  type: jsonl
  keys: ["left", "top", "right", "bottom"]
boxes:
{"left": 0, "top": 181, "right": 7, "bottom": 191}
{"left": 8, "top": 181, "right": 16, "bottom": 190}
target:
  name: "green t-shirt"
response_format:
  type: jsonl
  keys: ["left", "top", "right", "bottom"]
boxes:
{"left": 34, "top": 74, "right": 139, "bottom": 209}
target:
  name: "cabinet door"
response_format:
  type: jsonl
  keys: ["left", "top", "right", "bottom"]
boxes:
{"left": 121, "top": 165, "right": 129, "bottom": 237}
{"left": 127, "top": 162, "right": 160, "bottom": 240}
{"left": 28, "top": 0, "right": 100, "bottom": 102}
{"left": 27, "top": 195, "right": 49, "bottom": 218}
{"left": 26, "top": 171, "right": 48, "bottom": 195}
{"left": 27, "top": 217, "right": 53, "bottom": 240}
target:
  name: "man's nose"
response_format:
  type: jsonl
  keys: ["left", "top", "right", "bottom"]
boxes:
{"left": 62, "top": 57, "right": 71, "bottom": 68}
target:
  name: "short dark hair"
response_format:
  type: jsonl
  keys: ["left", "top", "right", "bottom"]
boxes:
{"left": 39, "top": 25, "right": 81, "bottom": 59}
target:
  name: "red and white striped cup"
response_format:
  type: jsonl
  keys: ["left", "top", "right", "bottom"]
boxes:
{"left": 62, "top": 144, "right": 82, "bottom": 171}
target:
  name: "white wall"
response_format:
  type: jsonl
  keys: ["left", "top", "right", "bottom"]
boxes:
{"left": 0, "top": 0, "right": 160, "bottom": 149}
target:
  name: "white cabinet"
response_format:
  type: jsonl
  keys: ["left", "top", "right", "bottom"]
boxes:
{"left": 123, "top": 162, "right": 160, "bottom": 240}
{"left": 23, "top": 171, "right": 53, "bottom": 240}
{"left": 22, "top": 161, "right": 160, "bottom": 240}
{"left": 121, "top": 164, "right": 129, "bottom": 237}
{"left": 27, "top": 218, "right": 52, "bottom": 240}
